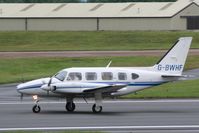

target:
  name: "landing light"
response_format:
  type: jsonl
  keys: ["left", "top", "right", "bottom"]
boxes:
{"left": 33, "top": 95, "right": 38, "bottom": 100}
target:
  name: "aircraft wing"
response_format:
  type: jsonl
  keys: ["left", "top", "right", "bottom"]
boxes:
{"left": 48, "top": 82, "right": 127, "bottom": 94}
{"left": 83, "top": 84, "right": 127, "bottom": 93}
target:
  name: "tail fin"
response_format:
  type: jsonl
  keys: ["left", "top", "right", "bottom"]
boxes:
{"left": 153, "top": 37, "right": 192, "bottom": 75}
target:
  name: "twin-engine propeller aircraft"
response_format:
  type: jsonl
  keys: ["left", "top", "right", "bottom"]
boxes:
{"left": 17, "top": 37, "right": 192, "bottom": 113}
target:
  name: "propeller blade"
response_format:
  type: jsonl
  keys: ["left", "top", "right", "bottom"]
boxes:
{"left": 48, "top": 77, "right": 52, "bottom": 87}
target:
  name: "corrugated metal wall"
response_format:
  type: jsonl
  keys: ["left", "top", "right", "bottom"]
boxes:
{"left": 0, "top": 19, "right": 25, "bottom": 31}
{"left": 0, "top": 18, "right": 173, "bottom": 31}
{"left": 27, "top": 19, "right": 97, "bottom": 31}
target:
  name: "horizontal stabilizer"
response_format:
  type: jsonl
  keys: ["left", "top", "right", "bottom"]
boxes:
{"left": 161, "top": 74, "right": 182, "bottom": 78}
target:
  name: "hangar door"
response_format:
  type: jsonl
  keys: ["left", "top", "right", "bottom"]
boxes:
{"left": 187, "top": 16, "right": 199, "bottom": 29}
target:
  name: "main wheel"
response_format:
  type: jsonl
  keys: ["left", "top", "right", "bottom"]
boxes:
{"left": 92, "top": 104, "right": 102, "bottom": 113}
{"left": 32, "top": 105, "right": 41, "bottom": 113}
{"left": 66, "top": 102, "right": 76, "bottom": 112}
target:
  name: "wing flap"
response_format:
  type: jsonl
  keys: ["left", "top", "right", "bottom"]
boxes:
{"left": 83, "top": 84, "right": 126, "bottom": 93}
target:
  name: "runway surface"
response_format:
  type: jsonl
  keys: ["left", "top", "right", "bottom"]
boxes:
{"left": 1, "top": 68, "right": 199, "bottom": 132}
{"left": 1, "top": 84, "right": 199, "bottom": 132}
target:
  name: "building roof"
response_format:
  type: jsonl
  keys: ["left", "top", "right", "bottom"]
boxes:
{"left": 0, "top": 0, "right": 198, "bottom": 18}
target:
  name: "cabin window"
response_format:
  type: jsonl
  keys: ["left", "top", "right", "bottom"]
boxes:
{"left": 54, "top": 71, "right": 67, "bottom": 81}
{"left": 131, "top": 73, "right": 139, "bottom": 80}
{"left": 67, "top": 72, "right": 82, "bottom": 81}
{"left": 86, "top": 72, "right": 97, "bottom": 80}
{"left": 101, "top": 72, "right": 113, "bottom": 80}
{"left": 118, "top": 72, "right": 127, "bottom": 80}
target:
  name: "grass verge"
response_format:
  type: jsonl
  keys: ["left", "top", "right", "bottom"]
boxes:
{"left": 0, "top": 56, "right": 159, "bottom": 84}
{"left": 123, "top": 79, "right": 199, "bottom": 99}
{"left": 0, "top": 31, "right": 199, "bottom": 51}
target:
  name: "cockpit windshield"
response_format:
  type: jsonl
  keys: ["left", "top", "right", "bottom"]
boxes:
{"left": 54, "top": 71, "right": 67, "bottom": 81}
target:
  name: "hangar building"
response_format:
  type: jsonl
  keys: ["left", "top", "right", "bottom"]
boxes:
{"left": 0, "top": 0, "right": 198, "bottom": 31}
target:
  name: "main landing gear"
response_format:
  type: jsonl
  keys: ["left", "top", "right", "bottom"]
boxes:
{"left": 92, "top": 93, "right": 103, "bottom": 113}
{"left": 65, "top": 93, "right": 103, "bottom": 113}
{"left": 65, "top": 97, "right": 76, "bottom": 112}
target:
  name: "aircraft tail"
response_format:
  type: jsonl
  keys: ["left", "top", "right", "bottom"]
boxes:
{"left": 153, "top": 37, "right": 192, "bottom": 75}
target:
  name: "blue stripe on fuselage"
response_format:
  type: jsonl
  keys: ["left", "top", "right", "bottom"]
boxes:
{"left": 17, "top": 81, "right": 167, "bottom": 90}
{"left": 17, "top": 84, "right": 43, "bottom": 91}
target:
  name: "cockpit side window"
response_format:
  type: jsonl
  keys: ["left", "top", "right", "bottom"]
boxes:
{"left": 54, "top": 71, "right": 67, "bottom": 81}
{"left": 131, "top": 73, "right": 139, "bottom": 80}
{"left": 67, "top": 72, "right": 82, "bottom": 81}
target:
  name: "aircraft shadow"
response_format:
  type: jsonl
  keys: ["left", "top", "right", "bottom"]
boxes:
{"left": 27, "top": 109, "right": 190, "bottom": 116}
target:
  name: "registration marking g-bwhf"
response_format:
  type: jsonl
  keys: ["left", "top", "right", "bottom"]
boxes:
{"left": 157, "top": 64, "right": 183, "bottom": 71}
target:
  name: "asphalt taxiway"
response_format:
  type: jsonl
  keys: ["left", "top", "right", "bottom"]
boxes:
{"left": 1, "top": 84, "right": 199, "bottom": 132}
{"left": 1, "top": 99, "right": 199, "bottom": 133}
{"left": 0, "top": 68, "right": 199, "bottom": 132}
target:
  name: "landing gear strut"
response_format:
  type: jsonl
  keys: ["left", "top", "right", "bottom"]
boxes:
{"left": 92, "top": 93, "right": 103, "bottom": 113}
{"left": 65, "top": 97, "right": 76, "bottom": 112}
{"left": 32, "top": 95, "right": 41, "bottom": 113}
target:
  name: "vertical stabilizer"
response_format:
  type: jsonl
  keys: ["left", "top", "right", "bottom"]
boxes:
{"left": 153, "top": 37, "right": 192, "bottom": 75}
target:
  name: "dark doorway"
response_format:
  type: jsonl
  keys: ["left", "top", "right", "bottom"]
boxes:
{"left": 187, "top": 16, "right": 199, "bottom": 30}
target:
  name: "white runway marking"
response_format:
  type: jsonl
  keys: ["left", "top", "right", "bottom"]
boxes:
{"left": 0, "top": 99, "right": 199, "bottom": 105}
{"left": 1, "top": 125, "right": 199, "bottom": 131}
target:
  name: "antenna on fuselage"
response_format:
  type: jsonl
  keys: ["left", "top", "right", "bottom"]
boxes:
{"left": 106, "top": 61, "right": 112, "bottom": 68}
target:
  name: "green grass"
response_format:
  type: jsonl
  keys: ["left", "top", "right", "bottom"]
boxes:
{"left": 0, "top": 55, "right": 198, "bottom": 84}
{"left": 123, "top": 79, "right": 199, "bottom": 99}
{"left": 0, "top": 31, "right": 199, "bottom": 51}
{"left": 0, "top": 56, "right": 157, "bottom": 84}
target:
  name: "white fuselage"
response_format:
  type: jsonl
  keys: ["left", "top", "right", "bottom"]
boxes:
{"left": 17, "top": 67, "right": 172, "bottom": 97}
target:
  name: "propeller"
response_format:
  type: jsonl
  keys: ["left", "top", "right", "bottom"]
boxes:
{"left": 47, "top": 77, "right": 53, "bottom": 95}
{"left": 48, "top": 77, "right": 52, "bottom": 87}
{"left": 41, "top": 76, "right": 55, "bottom": 95}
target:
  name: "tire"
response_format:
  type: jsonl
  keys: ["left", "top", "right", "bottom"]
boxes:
{"left": 66, "top": 102, "right": 76, "bottom": 112}
{"left": 92, "top": 104, "right": 102, "bottom": 113}
{"left": 32, "top": 105, "right": 41, "bottom": 113}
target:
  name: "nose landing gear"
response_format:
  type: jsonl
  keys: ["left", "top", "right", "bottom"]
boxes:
{"left": 32, "top": 104, "right": 41, "bottom": 113}
{"left": 32, "top": 95, "right": 41, "bottom": 113}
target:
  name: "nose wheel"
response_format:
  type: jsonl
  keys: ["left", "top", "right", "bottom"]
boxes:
{"left": 32, "top": 95, "right": 41, "bottom": 113}
{"left": 32, "top": 105, "right": 41, "bottom": 113}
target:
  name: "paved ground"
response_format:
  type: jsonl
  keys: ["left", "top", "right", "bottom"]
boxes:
{"left": 0, "top": 99, "right": 199, "bottom": 133}
{"left": 0, "top": 67, "right": 199, "bottom": 133}
{"left": 0, "top": 49, "right": 199, "bottom": 58}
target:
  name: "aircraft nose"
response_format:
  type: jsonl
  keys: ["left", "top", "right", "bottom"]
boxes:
{"left": 17, "top": 83, "right": 24, "bottom": 93}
